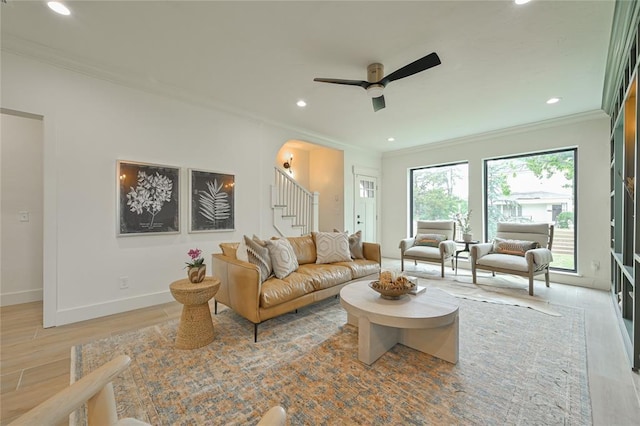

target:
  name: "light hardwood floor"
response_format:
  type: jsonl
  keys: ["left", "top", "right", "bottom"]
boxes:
{"left": 1, "top": 261, "right": 640, "bottom": 425}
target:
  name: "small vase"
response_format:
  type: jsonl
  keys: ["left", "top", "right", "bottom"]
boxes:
{"left": 463, "top": 233, "right": 473, "bottom": 242}
{"left": 188, "top": 265, "right": 206, "bottom": 283}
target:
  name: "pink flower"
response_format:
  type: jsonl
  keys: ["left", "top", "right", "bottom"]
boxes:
{"left": 185, "top": 248, "right": 204, "bottom": 268}
{"left": 188, "top": 248, "right": 202, "bottom": 260}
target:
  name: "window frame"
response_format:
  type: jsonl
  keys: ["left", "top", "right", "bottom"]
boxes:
{"left": 483, "top": 148, "right": 578, "bottom": 272}
{"left": 409, "top": 161, "right": 469, "bottom": 238}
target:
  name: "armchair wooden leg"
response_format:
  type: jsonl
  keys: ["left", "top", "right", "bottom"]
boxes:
{"left": 545, "top": 269, "right": 550, "bottom": 287}
{"left": 472, "top": 265, "right": 477, "bottom": 284}
{"left": 401, "top": 257, "right": 405, "bottom": 272}
{"left": 440, "top": 262, "right": 445, "bottom": 278}
{"left": 528, "top": 274, "right": 534, "bottom": 296}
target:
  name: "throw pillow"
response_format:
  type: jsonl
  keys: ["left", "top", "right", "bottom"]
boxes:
{"left": 236, "top": 237, "right": 249, "bottom": 262}
{"left": 219, "top": 242, "right": 239, "bottom": 259}
{"left": 265, "top": 238, "right": 299, "bottom": 279}
{"left": 313, "top": 231, "right": 352, "bottom": 264}
{"left": 415, "top": 233, "right": 446, "bottom": 247}
{"left": 333, "top": 229, "right": 365, "bottom": 259}
{"left": 244, "top": 235, "right": 272, "bottom": 282}
{"left": 492, "top": 238, "right": 540, "bottom": 256}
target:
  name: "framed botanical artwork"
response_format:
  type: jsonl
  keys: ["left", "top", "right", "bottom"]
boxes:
{"left": 189, "top": 169, "right": 235, "bottom": 233}
{"left": 117, "top": 160, "right": 180, "bottom": 236}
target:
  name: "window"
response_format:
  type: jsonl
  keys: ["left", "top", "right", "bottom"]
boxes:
{"left": 359, "top": 179, "right": 375, "bottom": 198}
{"left": 410, "top": 162, "right": 469, "bottom": 238}
{"left": 484, "top": 149, "right": 576, "bottom": 271}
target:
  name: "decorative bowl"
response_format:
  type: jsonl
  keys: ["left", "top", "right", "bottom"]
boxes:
{"left": 369, "top": 280, "right": 416, "bottom": 300}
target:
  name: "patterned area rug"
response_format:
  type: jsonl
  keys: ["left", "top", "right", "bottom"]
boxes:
{"left": 71, "top": 295, "right": 590, "bottom": 425}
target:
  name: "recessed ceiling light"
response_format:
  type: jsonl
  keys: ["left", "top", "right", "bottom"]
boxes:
{"left": 515, "top": 0, "right": 532, "bottom": 5}
{"left": 48, "top": 2, "right": 71, "bottom": 16}
{"left": 387, "top": 137, "right": 395, "bottom": 142}
{"left": 546, "top": 97, "right": 561, "bottom": 104}
{"left": 296, "top": 100, "right": 307, "bottom": 108}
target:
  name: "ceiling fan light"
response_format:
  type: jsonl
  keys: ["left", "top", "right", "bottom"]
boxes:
{"left": 366, "top": 84, "right": 384, "bottom": 98}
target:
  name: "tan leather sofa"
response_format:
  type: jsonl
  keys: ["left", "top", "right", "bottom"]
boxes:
{"left": 212, "top": 234, "right": 381, "bottom": 341}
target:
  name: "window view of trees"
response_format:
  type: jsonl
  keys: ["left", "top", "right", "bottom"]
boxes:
{"left": 410, "top": 163, "right": 469, "bottom": 238}
{"left": 484, "top": 149, "right": 576, "bottom": 271}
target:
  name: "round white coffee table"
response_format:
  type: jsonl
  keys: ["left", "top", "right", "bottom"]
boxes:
{"left": 340, "top": 279, "right": 459, "bottom": 365}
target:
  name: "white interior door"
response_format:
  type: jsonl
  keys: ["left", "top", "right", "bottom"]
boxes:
{"left": 355, "top": 174, "right": 377, "bottom": 242}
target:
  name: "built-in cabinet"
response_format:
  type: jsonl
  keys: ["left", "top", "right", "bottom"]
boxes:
{"left": 609, "top": 17, "right": 640, "bottom": 371}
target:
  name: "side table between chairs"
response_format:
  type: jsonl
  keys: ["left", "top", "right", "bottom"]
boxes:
{"left": 169, "top": 277, "right": 220, "bottom": 349}
{"left": 455, "top": 240, "right": 479, "bottom": 273}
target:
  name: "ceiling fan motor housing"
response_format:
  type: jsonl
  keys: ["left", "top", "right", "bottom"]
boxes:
{"left": 367, "top": 63, "right": 384, "bottom": 83}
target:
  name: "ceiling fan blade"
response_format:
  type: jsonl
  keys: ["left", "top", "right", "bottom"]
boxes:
{"left": 372, "top": 95, "right": 386, "bottom": 112}
{"left": 313, "top": 78, "right": 370, "bottom": 89}
{"left": 381, "top": 52, "right": 441, "bottom": 84}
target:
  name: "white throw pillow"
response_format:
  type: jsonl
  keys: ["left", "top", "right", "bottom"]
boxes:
{"left": 265, "top": 238, "right": 299, "bottom": 279}
{"left": 236, "top": 237, "right": 249, "bottom": 262}
{"left": 333, "top": 229, "right": 365, "bottom": 259}
{"left": 313, "top": 231, "right": 352, "bottom": 264}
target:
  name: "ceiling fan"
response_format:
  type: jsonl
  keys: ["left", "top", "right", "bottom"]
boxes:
{"left": 313, "top": 52, "right": 441, "bottom": 112}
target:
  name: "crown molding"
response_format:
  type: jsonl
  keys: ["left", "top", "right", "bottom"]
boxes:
{"left": 1, "top": 34, "right": 375, "bottom": 155}
{"left": 601, "top": 0, "right": 640, "bottom": 115}
{"left": 382, "top": 110, "right": 609, "bottom": 158}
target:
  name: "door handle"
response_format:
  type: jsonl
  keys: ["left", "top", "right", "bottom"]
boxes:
{"left": 357, "top": 221, "right": 363, "bottom": 224}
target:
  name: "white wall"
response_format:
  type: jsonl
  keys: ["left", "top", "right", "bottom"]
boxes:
{"left": 310, "top": 147, "right": 344, "bottom": 232}
{"left": 1, "top": 112, "right": 44, "bottom": 305}
{"left": 381, "top": 112, "right": 611, "bottom": 290}
{"left": 0, "top": 52, "right": 381, "bottom": 325}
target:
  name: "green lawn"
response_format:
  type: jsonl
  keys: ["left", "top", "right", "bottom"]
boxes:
{"left": 550, "top": 253, "right": 575, "bottom": 270}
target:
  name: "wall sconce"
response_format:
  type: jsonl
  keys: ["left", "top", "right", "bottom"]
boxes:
{"left": 283, "top": 155, "right": 293, "bottom": 174}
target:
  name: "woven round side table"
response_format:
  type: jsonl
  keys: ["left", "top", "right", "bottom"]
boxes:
{"left": 169, "top": 277, "right": 220, "bottom": 350}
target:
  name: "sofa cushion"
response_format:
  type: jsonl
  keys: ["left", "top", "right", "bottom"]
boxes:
{"left": 492, "top": 238, "right": 539, "bottom": 257}
{"left": 265, "top": 238, "right": 299, "bottom": 279}
{"left": 244, "top": 235, "right": 272, "bottom": 283}
{"left": 296, "top": 263, "right": 352, "bottom": 290}
{"left": 415, "top": 233, "right": 446, "bottom": 247}
{"left": 219, "top": 242, "right": 239, "bottom": 259}
{"left": 313, "top": 231, "right": 351, "bottom": 264}
{"left": 333, "top": 259, "right": 380, "bottom": 279}
{"left": 260, "top": 272, "right": 315, "bottom": 308}
{"left": 404, "top": 245, "right": 441, "bottom": 260}
{"left": 477, "top": 253, "right": 529, "bottom": 272}
{"left": 285, "top": 234, "right": 317, "bottom": 265}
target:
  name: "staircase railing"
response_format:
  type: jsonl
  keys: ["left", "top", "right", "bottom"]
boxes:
{"left": 272, "top": 167, "right": 319, "bottom": 236}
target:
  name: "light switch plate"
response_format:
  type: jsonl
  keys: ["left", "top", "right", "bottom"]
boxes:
{"left": 19, "top": 211, "right": 29, "bottom": 222}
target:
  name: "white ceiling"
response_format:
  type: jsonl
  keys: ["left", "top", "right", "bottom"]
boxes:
{"left": 1, "top": 0, "right": 614, "bottom": 152}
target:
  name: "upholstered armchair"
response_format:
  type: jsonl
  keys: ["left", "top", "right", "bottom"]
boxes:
{"left": 399, "top": 220, "right": 457, "bottom": 277}
{"left": 470, "top": 222, "right": 554, "bottom": 296}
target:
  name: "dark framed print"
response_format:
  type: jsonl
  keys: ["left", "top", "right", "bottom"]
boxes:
{"left": 189, "top": 169, "right": 235, "bottom": 233}
{"left": 117, "top": 160, "right": 180, "bottom": 236}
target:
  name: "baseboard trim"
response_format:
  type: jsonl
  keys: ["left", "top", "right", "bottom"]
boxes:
{"left": 0, "top": 288, "right": 43, "bottom": 306}
{"left": 54, "top": 290, "right": 174, "bottom": 326}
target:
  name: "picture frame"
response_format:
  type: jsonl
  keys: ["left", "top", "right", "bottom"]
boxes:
{"left": 117, "top": 160, "right": 180, "bottom": 236}
{"left": 189, "top": 169, "right": 235, "bottom": 233}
